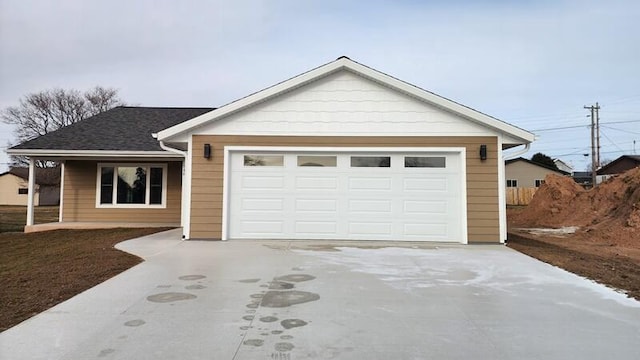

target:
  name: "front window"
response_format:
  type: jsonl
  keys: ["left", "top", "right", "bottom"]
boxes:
{"left": 506, "top": 179, "right": 518, "bottom": 188}
{"left": 97, "top": 164, "right": 167, "bottom": 207}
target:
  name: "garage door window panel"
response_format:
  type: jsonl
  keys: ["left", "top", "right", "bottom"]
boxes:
{"left": 244, "top": 155, "right": 284, "bottom": 166}
{"left": 404, "top": 156, "right": 446, "bottom": 168}
{"left": 350, "top": 156, "right": 391, "bottom": 167}
{"left": 297, "top": 155, "right": 337, "bottom": 167}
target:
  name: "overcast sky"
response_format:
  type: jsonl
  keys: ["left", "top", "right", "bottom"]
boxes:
{"left": 1, "top": 0, "right": 639, "bottom": 172}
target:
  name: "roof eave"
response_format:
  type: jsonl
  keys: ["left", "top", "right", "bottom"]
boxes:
{"left": 6, "top": 149, "right": 183, "bottom": 158}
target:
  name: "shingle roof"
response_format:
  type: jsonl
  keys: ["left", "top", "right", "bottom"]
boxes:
{"left": 0, "top": 167, "right": 61, "bottom": 185}
{"left": 10, "top": 106, "right": 214, "bottom": 152}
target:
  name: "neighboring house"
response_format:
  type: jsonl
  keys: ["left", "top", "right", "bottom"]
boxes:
{"left": 505, "top": 157, "right": 570, "bottom": 188}
{"left": 596, "top": 155, "right": 640, "bottom": 175}
{"left": 553, "top": 158, "right": 573, "bottom": 173}
{"left": 572, "top": 171, "right": 593, "bottom": 188}
{"left": 0, "top": 167, "right": 61, "bottom": 206}
{"left": 8, "top": 57, "right": 534, "bottom": 243}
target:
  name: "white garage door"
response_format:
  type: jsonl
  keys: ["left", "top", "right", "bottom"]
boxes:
{"left": 227, "top": 150, "right": 464, "bottom": 242}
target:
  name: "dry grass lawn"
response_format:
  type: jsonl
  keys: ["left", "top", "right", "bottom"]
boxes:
{"left": 0, "top": 205, "right": 60, "bottom": 233}
{"left": 0, "top": 227, "right": 171, "bottom": 332}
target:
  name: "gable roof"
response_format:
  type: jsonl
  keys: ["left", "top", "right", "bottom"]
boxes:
{"left": 596, "top": 155, "right": 640, "bottom": 175}
{"left": 0, "top": 167, "right": 61, "bottom": 186}
{"left": 157, "top": 57, "right": 535, "bottom": 144}
{"left": 505, "top": 157, "right": 570, "bottom": 175}
{"left": 9, "top": 106, "right": 214, "bottom": 154}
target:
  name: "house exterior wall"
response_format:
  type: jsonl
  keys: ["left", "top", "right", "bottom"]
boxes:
{"left": 505, "top": 161, "right": 565, "bottom": 187}
{"left": 190, "top": 135, "right": 500, "bottom": 243}
{"left": 0, "top": 174, "right": 40, "bottom": 206}
{"left": 61, "top": 160, "right": 182, "bottom": 224}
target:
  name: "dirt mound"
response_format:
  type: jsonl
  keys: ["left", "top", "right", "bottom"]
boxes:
{"left": 512, "top": 167, "right": 640, "bottom": 235}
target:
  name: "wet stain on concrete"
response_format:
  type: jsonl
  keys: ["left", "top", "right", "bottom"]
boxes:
{"left": 274, "top": 274, "right": 315, "bottom": 282}
{"left": 291, "top": 267, "right": 304, "bottom": 271}
{"left": 260, "top": 284, "right": 269, "bottom": 288}
{"left": 240, "top": 326, "right": 252, "bottom": 330}
{"left": 179, "top": 275, "right": 206, "bottom": 280}
{"left": 261, "top": 332, "right": 270, "bottom": 336}
{"left": 275, "top": 342, "right": 295, "bottom": 352}
{"left": 280, "top": 335, "right": 294, "bottom": 340}
{"left": 250, "top": 293, "right": 264, "bottom": 298}
{"left": 98, "top": 348, "right": 115, "bottom": 357}
{"left": 243, "top": 315, "right": 255, "bottom": 321}
{"left": 271, "top": 330, "right": 283, "bottom": 335}
{"left": 268, "top": 281, "right": 294, "bottom": 290}
{"left": 238, "top": 278, "right": 261, "bottom": 283}
{"left": 246, "top": 303, "right": 259, "bottom": 309}
{"left": 261, "top": 291, "right": 319, "bottom": 308}
{"left": 147, "top": 292, "right": 197, "bottom": 303}
{"left": 243, "top": 339, "right": 264, "bottom": 347}
{"left": 259, "top": 316, "right": 278, "bottom": 323}
{"left": 281, "top": 319, "right": 307, "bottom": 329}
{"left": 246, "top": 309, "right": 256, "bottom": 314}
{"left": 185, "top": 284, "right": 206, "bottom": 290}
{"left": 124, "top": 319, "right": 145, "bottom": 327}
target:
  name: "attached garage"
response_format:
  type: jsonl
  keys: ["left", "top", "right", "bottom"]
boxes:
{"left": 227, "top": 148, "right": 465, "bottom": 242}
{"left": 155, "top": 57, "right": 535, "bottom": 243}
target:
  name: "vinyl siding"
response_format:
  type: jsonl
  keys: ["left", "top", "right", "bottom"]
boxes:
{"left": 190, "top": 135, "right": 499, "bottom": 243}
{"left": 62, "top": 160, "right": 181, "bottom": 224}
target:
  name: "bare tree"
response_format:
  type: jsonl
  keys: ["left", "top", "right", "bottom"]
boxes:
{"left": 2, "top": 86, "right": 125, "bottom": 167}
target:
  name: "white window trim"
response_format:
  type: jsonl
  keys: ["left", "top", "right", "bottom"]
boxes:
{"left": 95, "top": 163, "right": 168, "bottom": 209}
{"left": 506, "top": 179, "right": 518, "bottom": 187}
{"left": 535, "top": 179, "right": 544, "bottom": 187}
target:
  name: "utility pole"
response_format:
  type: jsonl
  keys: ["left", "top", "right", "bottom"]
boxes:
{"left": 595, "top": 102, "right": 600, "bottom": 167}
{"left": 584, "top": 103, "right": 600, "bottom": 187}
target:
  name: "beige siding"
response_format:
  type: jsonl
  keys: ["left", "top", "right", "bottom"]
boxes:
{"left": 505, "top": 161, "right": 565, "bottom": 188}
{"left": 62, "top": 160, "right": 181, "bottom": 224}
{"left": 0, "top": 174, "right": 40, "bottom": 206}
{"left": 190, "top": 135, "right": 500, "bottom": 243}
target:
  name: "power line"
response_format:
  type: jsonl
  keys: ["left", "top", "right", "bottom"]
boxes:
{"left": 531, "top": 119, "right": 640, "bottom": 132}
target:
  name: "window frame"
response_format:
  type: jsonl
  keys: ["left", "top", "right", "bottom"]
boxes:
{"left": 95, "top": 163, "right": 168, "bottom": 209}
{"left": 18, "top": 188, "right": 28, "bottom": 195}
{"left": 506, "top": 179, "right": 518, "bottom": 188}
{"left": 534, "top": 179, "right": 545, "bottom": 187}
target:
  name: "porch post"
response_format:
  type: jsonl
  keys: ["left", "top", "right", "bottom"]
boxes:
{"left": 59, "top": 162, "right": 65, "bottom": 222}
{"left": 26, "top": 158, "right": 36, "bottom": 226}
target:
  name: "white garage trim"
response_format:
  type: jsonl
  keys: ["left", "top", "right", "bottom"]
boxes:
{"left": 222, "top": 146, "right": 467, "bottom": 243}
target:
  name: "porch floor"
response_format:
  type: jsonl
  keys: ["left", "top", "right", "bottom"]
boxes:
{"left": 24, "top": 222, "right": 179, "bottom": 233}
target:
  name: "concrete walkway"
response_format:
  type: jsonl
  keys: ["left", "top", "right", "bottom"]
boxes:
{"left": 1, "top": 229, "right": 639, "bottom": 359}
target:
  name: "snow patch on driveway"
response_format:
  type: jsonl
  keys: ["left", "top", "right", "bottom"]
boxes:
{"left": 295, "top": 246, "right": 640, "bottom": 307}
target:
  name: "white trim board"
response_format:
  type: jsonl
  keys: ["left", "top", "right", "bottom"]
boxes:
{"left": 221, "top": 146, "right": 468, "bottom": 243}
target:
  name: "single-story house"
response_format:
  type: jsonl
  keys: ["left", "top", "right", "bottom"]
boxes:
{"left": 553, "top": 158, "right": 573, "bottom": 174}
{"left": 596, "top": 155, "right": 640, "bottom": 175}
{"left": 505, "top": 157, "right": 570, "bottom": 188}
{"left": 8, "top": 57, "right": 534, "bottom": 243}
{"left": 0, "top": 167, "right": 60, "bottom": 206}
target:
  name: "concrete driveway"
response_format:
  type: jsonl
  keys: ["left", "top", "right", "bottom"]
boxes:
{"left": 2, "top": 229, "right": 639, "bottom": 360}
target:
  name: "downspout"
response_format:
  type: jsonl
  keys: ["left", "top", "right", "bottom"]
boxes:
{"left": 153, "top": 134, "right": 188, "bottom": 240}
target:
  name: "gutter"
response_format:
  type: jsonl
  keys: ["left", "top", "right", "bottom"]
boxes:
{"left": 152, "top": 133, "right": 186, "bottom": 157}
{"left": 503, "top": 143, "right": 531, "bottom": 160}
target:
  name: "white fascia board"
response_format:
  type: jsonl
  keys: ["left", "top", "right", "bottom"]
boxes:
{"left": 6, "top": 149, "right": 183, "bottom": 158}
{"left": 157, "top": 59, "right": 347, "bottom": 141}
{"left": 157, "top": 57, "right": 535, "bottom": 144}
{"left": 344, "top": 61, "right": 535, "bottom": 144}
